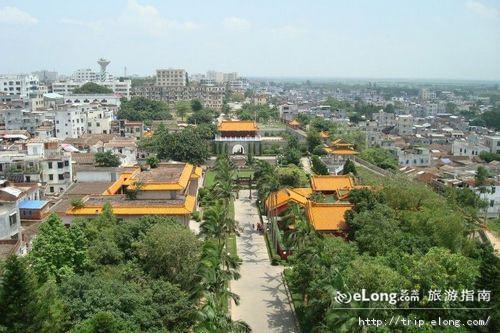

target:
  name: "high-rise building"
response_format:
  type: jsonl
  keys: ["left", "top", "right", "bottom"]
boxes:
{"left": 0, "top": 74, "right": 40, "bottom": 99}
{"left": 156, "top": 69, "right": 187, "bottom": 87}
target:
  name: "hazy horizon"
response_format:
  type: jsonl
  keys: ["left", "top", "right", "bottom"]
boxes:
{"left": 1, "top": 0, "right": 499, "bottom": 80}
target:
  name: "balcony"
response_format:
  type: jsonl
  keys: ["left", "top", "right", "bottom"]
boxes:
{"left": 214, "top": 135, "right": 262, "bottom": 142}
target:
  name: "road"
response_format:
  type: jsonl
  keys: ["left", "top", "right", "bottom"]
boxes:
{"left": 300, "top": 157, "right": 312, "bottom": 175}
{"left": 231, "top": 190, "right": 298, "bottom": 333}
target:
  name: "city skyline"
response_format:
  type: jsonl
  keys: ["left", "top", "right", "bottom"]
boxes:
{"left": 0, "top": 0, "right": 499, "bottom": 80}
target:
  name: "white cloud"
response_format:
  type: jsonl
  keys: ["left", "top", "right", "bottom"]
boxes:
{"left": 60, "top": 0, "right": 198, "bottom": 36}
{"left": 223, "top": 17, "right": 252, "bottom": 30}
{"left": 0, "top": 6, "right": 38, "bottom": 25}
{"left": 465, "top": 1, "right": 499, "bottom": 19}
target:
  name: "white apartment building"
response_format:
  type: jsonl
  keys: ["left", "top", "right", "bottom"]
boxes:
{"left": 372, "top": 110, "right": 396, "bottom": 128}
{"left": 86, "top": 107, "right": 113, "bottom": 135}
{"left": 452, "top": 137, "right": 489, "bottom": 158}
{"left": 103, "top": 137, "right": 137, "bottom": 166}
{"left": 54, "top": 106, "right": 87, "bottom": 139}
{"left": 52, "top": 79, "right": 131, "bottom": 99}
{"left": 0, "top": 74, "right": 40, "bottom": 99}
{"left": 394, "top": 147, "right": 430, "bottom": 167}
{"left": 228, "top": 80, "right": 249, "bottom": 91}
{"left": 27, "top": 139, "right": 73, "bottom": 194}
{"left": 72, "top": 68, "right": 99, "bottom": 82}
{"left": 156, "top": 69, "right": 187, "bottom": 87}
{"left": 2, "top": 108, "right": 46, "bottom": 133}
{"left": 484, "top": 135, "right": 500, "bottom": 154}
{"left": 476, "top": 186, "right": 499, "bottom": 219}
{"left": 396, "top": 115, "right": 414, "bottom": 136}
{"left": 0, "top": 186, "right": 22, "bottom": 240}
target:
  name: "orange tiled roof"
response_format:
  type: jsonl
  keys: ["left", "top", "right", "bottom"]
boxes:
{"left": 324, "top": 147, "right": 358, "bottom": 155}
{"left": 218, "top": 120, "right": 257, "bottom": 132}
{"left": 320, "top": 131, "right": 329, "bottom": 139}
{"left": 310, "top": 175, "right": 354, "bottom": 192}
{"left": 265, "top": 187, "right": 312, "bottom": 211}
{"left": 66, "top": 195, "right": 196, "bottom": 216}
{"left": 289, "top": 119, "right": 300, "bottom": 126}
{"left": 305, "top": 202, "right": 353, "bottom": 231}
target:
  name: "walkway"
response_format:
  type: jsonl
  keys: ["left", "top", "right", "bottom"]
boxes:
{"left": 300, "top": 157, "right": 312, "bottom": 175}
{"left": 231, "top": 190, "right": 298, "bottom": 333}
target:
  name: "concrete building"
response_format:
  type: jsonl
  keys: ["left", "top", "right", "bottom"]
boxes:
{"left": 451, "top": 137, "right": 489, "bottom": 158}
{"left": 86, "top": 106, "right": 113, "bottom": 135}
{"left": 2, "top": 108, "right": 46, "bottom": 133}
{"left": 484, "top": 135, "right": 500, "bottom": 154}
{"left": 476, "top": 185, "right": 499, "bottom": 218}
{"left": 396, "top": 115, "right": 414, "bottom": 136}
{"left": 32, "top": 70, "right": 58, "bottom": 84}
{"left": 103, "top": 137, "right": 137, "bottom": 166}
{"left": 372, "top": 110, "right": 396, "bottom": 128}
{"left": 279, "top": 103, "right": 299, "bottom": 122}
{"left": 214, "top": 120, "right": 261, "bottom": 155}
{"left": 72, "top": 68, "right": 100, "bottom": 82}
{"left": 53, "top": 163, "right": 202, "bottom": 225}
{"left": 0, "top": 74, "right": 39, "bottom": 99}
{"left": 394, "top": 147, "right": 430, "bottom": 167}
{"left": 54, "top": 106, "right": 87, "bottom": 139}
{"left": 156, "top": 69, "right": 187, "bottom": 87}
{"left": 52, "top": 79, "right": 131, "bottom": 99}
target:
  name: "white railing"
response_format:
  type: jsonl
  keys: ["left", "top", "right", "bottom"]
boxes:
{"left": 214, "top": 135, "right": 262, "bottom": 142}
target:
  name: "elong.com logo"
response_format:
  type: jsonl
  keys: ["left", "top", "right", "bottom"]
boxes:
{"left": 335, "top": 290, "right": 418, "bottom": 305}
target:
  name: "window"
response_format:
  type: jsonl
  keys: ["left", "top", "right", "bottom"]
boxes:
{"left": 48, "top": 161, "right": 52, "bottom": 169}
{"left": 9, "top": 213, "right": 17, "bottom": 227}
{"left": 490, "top": 200, "right": 494, "bottom": 208}
{"left": 58, "top": 174, "right": 64, "bottom": 180}
{"left": 57, "top": 162, "right": 63, "bottom": 169}
{"left": 50, "top": 186, "right": 54, "bottom": 193}
{"left": 64, "top": 160, "right": 69, "bottom": 166}
{"left": 49, "top": 174, "right": 53, "bottom": 180}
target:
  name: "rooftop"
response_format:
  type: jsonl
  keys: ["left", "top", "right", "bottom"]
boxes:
{"left": 218, "top": 120, "right": 258, "bottom": 132}
{"left": 310, "top": 175, "right": 355, "bottom": 192}
{"left": 306, "top": 202, "right": 354, "bottom": 232}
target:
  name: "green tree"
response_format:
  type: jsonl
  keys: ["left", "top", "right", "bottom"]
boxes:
{"left": 191, "top": 99, "right": 203, "bottom": 112}
{"left": 175, "top": 101, "right": 190, "bottom": 121}
{"left": 94, "top": 151, "right": 121, "bottom": 167}
{"left": 479, "top": 151, "right": 500, "bottom": 163}
{"left": 34, "top": 276, "right": 66, "bottom": 333}
{"left": 71, "top": 311, "right": 132, "bottom": 333}
{"left": 72, "top": 82, "right": 113, "bottom": 94}
{"left": 311, "top": 155, "right": 329, "bottom": 175}
{"left": 117, "top": 97, "right": 172, "bottom": 121}
{"left": 138, "top": 222, "right": 201, "bottom": 289}
{"left": 29, "top": 214, "right": 88, "bottom": 282}
{"left": 475, "top": 165, "right": 490, "bottom": 187}
{"left": 0, "top": 256, "right": 38, "bottom": 332}
{"left": 342, "top": 159, "right": 357, "bottom": 175}
{"left": 306, "top": 130, "right": 322, "bottom": 152}
{"left": 360, "top": 147, "right": 398, "bottom": 170}
{"left": 146, "top": 156, "right": 159, "bottom": 168}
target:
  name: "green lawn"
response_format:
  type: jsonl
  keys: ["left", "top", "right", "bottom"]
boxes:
{"left": 487, "top": 218, "right": 500, "bottom": 236}
{"left": 203, "top": 169, "right": 254, "bottom": 188}
{"left": 203, "top": 170, "right": 217, "bottom": 187}
{"left": 356, "top": 165, "right": 386, "bottom": 186}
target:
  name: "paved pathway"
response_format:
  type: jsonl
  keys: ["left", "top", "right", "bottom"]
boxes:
{"left": 300, "top": 157, "right": 312, "bottom": 175}
{"left": 231, "top": 190, "right": 298, "bottom": 333}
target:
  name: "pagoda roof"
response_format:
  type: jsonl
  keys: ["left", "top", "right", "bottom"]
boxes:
{"left": 218, "top": 120, "right": 258, "bottom": 132}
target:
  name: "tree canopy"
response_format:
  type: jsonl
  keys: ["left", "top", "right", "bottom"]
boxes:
{"left": 72, "top": 82, "right": 113, "bottom": 94}
{"left": 117, "top": 97, "right": 172, "bottom": 121}
{"left": 94, "top": 151, "right": 121, "bottom": 167}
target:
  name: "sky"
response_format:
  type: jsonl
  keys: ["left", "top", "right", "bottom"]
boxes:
{"left": 0, "top": 0, "right": 499, "bottom": 80}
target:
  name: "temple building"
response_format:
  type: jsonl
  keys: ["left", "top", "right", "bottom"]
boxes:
{"left": 54, "top": 162, "right": 202, "bottom": 225}
{"left": 214, "top": 120, "right": 261, "bottom": 155}
{"left": 265, "top": 174, "right": 371, "bottom": 258}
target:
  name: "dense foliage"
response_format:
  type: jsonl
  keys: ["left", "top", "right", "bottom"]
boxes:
{"left": 360, "top": 147, "right": 398, "bottom": 170}
{"left": 94, "top": 151, "right": 121, "bottom": 167}
{"left": 470, "top": 107, "right": 500, "bottom": 131}
{"left": 0, "top": 212, "right": 205, "bottom": 332}
{"left": 117, "top": 97, "right": 172, "bottom": 121}
{"left": 72, "top": 82, "right": 113, "bottom": 94}
{"left": 311, "top": 155, "right": 329, "bottom": 175}
{"left": 285, "top": 179, "right": 500, "bottom": 332}
{"left": 141, "top": 124, "right": 211, "bottom": 165}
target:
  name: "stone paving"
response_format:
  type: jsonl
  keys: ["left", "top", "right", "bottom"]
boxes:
{"left": 231, "top": 190, "right": 298, "bottom": 333}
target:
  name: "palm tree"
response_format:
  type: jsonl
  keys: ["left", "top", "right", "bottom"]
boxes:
{"left": 282, "top": 203, "right": 318, "bottom": 252}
